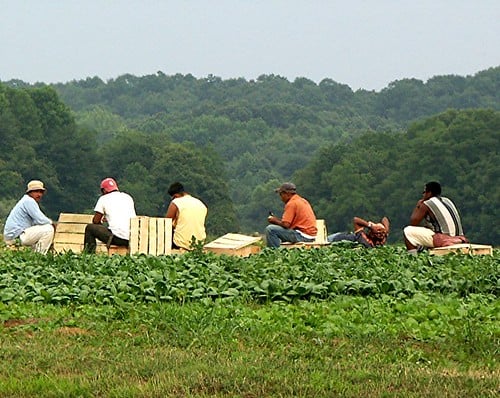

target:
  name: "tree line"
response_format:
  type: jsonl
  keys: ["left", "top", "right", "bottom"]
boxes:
{"left": 1, "top": 66, "right": 499, "bottom": 244}
{"left": 0, "top": 84, "right": 237, "bottom": 237}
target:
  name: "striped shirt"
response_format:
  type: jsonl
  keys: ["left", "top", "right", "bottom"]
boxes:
{"left": 424, "top": 196, "right": 464, "bottom": 236}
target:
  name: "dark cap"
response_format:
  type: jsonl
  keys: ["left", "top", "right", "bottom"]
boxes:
{"left": 275, "top": 182, "right": 297, "bottom": 194}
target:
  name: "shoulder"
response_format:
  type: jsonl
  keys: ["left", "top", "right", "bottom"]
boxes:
{"left": 121, "top": 192, "right": 134, "bottom": 201}
{"left": 95, "top": 194, "right": 106, "bottom": 204}
{"left": 22, "top": 195, "right": 38, "bottom": 207}
{"left": 423, "top": 197, "right": 439, "bottom": 206}
{"left": 440, "top": 196, "right": 455, "bottom": 204}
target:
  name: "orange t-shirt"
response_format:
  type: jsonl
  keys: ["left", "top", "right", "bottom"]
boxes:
{"left": 282, "top": 194, "right": 317, "bottom": 237}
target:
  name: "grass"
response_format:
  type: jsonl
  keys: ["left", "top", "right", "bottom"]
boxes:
{"left": 0, "top": 245, "right": 497, "bottom": 396}
{"left": 0, "top": 296, "right": 498, "bottom": 397}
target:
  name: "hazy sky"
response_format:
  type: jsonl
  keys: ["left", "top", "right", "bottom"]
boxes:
{"left": 1, "top": 0, "right": 499, "bottom": 91}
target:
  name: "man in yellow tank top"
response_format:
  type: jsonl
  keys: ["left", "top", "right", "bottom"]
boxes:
{"left": 165, "top": 182, "right": 207, "bottom": 250}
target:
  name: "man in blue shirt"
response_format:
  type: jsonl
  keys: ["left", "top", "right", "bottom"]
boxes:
{"left": 3, "top": 180, "right": 55, "bottom": 254}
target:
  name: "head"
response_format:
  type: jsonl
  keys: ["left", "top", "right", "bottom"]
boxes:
{"left": 26, "top": 180, "right": 46, "bottom": 202}
{"left": 168, "top": 182, "right": 185, "bottom": 198}
{"left": 275, "top": 182, "right": 297, "bottom": 203}
{"left": 423, "top": 181, "right": 441, "bottom": 199}
{"left": 100, "top": 178, "right": 119, "bottom": 194}
{"left": 369, "top": 223, "right": 387, "bottom": 241}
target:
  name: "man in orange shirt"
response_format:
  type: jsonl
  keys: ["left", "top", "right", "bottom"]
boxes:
{"left": 266, "top": 182, "right": 317, "bottom": 248}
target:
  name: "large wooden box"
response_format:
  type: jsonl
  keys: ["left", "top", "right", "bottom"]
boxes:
{"left": 204, "top": 233, "right": 262, "bottom": 257}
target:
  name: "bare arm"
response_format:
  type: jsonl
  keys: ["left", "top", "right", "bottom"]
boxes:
{"left": 165, "top": 202, "right": 179, "bottom": 225}
{"left": 92, "top": 212, "right": 104, "bottom": 224}
{"left": 267, "top": 215, "right": 291, "bottom": 229}
{"left": 409, "top": 200, "right": 429, "bottom": 226}
{"left": 353, "top": 216, "right": 370, "bottom": 232}
{"left": 380, "top": 216, "right": 390, "bottom": 234}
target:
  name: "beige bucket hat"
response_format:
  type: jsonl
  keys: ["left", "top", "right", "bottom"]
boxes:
{"left": 26, "top": 180, "right": 46, "bottom": 193}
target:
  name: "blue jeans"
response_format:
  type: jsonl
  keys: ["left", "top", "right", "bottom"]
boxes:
{"left": 327, "top": 231, "right": 373, "bottom": 248}
{"left": 265, "top": 225, "right": 315, "bottom": 248}
{"left": 327, "top": 232, "right": 357, "bottom": 243}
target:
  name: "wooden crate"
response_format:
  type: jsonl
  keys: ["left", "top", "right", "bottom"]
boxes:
{"left": 429, "top": 243, "right": 493, "bottom": 256}
{"left": 53, "top": 213, "right": 107, "bottom": 254}
{"left": 129, "top": 216, "right": 172, "bottom": 256}
{"left": 281, "top": 219, "right": 329, "bottom": 249}
{"left": 204, "top": 233, "right": 262, "bottom": 257}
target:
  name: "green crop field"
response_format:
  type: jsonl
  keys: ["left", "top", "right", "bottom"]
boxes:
{"left": 0, "top": 245, "right": 498, "bottom": 397}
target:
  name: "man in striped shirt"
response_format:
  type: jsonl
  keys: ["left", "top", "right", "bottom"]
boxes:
{"left": 404, "top": 181, "right": 466, "bottom": 255}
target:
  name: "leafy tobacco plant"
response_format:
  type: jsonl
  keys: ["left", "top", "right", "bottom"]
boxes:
{"left": 0, "top": 246, "right": 497, "bottom": 305}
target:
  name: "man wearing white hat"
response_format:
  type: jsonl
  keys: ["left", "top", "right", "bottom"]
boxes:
{"left": 3, "top": 180, "right": 55, "bottom": 254}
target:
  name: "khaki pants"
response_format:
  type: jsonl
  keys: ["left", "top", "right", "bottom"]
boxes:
{"left": 403, "top": 226, "right": 435, "bottom": 248}
{"left": 19, "top": 224, "right": 55, "bottom": 254}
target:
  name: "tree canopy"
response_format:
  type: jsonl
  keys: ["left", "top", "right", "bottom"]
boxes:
{"left": 1, "top": 66, "right": 499, "bottom": 244}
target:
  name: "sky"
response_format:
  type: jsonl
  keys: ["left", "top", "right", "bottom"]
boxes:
{"left": 1, "top": 0, "right": 499, "bottom": 91}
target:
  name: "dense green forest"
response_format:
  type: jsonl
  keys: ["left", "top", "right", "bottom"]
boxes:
{"left": 1, "top": 66, "right": 499, "bottom": 244}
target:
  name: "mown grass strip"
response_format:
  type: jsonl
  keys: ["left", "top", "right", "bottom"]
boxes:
{"left": 0, "top": 296, "right": 498, "bottom": 397}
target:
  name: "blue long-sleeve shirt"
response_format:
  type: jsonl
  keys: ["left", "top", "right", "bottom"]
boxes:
{"left": 3, "top": 195, "right": 52, "bottom": 240}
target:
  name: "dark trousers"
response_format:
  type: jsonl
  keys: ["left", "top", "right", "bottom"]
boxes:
{"left": 84, "top": 224, "right": 129, "bottom": 253}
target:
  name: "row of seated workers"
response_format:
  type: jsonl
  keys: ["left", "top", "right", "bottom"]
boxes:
{"left": 3, "top": 179, "right": 467, "bottom": 256}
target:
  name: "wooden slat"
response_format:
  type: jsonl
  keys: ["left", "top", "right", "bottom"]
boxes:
{"left": 108, "top": 245, "right": 129, "bottom": 255}
{"left": 138, "top": 217, "right": 149, "bottom": 254}
{"left": 53, "top": 243, "right": 84, "bottom": 253}
{"left": 53, "top": 232, "right": 89, "bottom": 244}
{"left": 149, "top": 217, "right": 158, "bottom": 256}
{"left": 58, "top": 213, "right": 94, "bottom": 223}
{"left": 315, "top": 219, "right": 328, "bottom": 244}
{"left": 129, "top": 217, "right": 140, "bottom": 254}
{"left": 55, "top": 224, "right": 88, "bottom": 234}
{"left": 54, "top": 242, "right": 107, "bottom": 253}
{"left": 157, "top": 218, "right": 165, "bottom": 255}
{"left": 162, "top": 218, "right": 172, "bottom": 255}
{"left": 429, "top": 243, "right": 493, "bottom": 256}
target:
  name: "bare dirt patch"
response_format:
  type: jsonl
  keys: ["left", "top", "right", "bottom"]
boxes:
{"left": 3, "top": 318, "right": 41, "bottom": 328}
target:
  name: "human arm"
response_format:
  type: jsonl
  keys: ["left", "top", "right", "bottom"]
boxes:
{"left": 380, "top": 216, "right": 390, "bottom": 234}
{"left": 92, "top": 212, "right": 104, "bottom": 224}
{"left": 267, "top": 214, "right": 291, "bottom": 229}
{"left": 409, "top": 200, "right": 429, "bottom": 226}
{"left": 353, "top": 216, "right": 371, "bottom": 232}
{"left": 165, "top": 202, "right": 179, "bottom": 226}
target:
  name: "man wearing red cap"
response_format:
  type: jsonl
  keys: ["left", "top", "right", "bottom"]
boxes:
{"left": 84, "top": 178, "right": 136, "bottom": 253}
{"left": 3, "top": 180, "right": 55, "bottom": 254}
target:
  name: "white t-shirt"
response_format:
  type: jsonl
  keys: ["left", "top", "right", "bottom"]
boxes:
{"left": 94, "top": 191, "right": 136, "bottom": 240}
